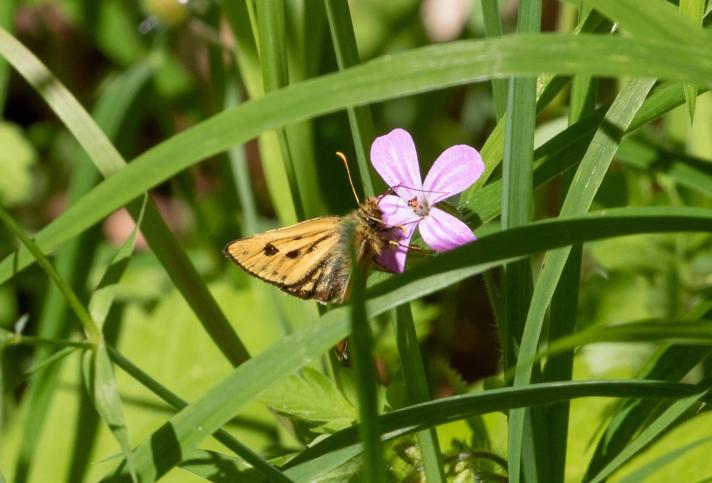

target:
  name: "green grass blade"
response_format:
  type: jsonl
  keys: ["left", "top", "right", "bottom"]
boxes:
{"left": 617, "top": 136, "right": 712, "bottom": 198}
{"left": 394, "top": 304, "right": 446, "bottom": 483}
{"left": 325, "top": 0, "right": 376, "bottom": 197}
{"left": 284, "top": 380, "right": 708, "bottom": 481}
{"left": 462, "top": 7, "right": 610, "bottom": 202}
{"left": 348, "top": 228, "right": 385, "bottom": 483}
{"left": 542, "top": 47, "right": 598, "bottom": 483}
{"left": 587, "top": 388, "right": 710, "bottom": 483}
{"left": 507, "top": 78, "right": 655, "bottom": 479}
{"left": 500, "top": 0, "right": 539, "bottom": 373}
{"left": 99, "top": 206, "right": 712, "bottom": 481}
{"left": 225, "top": 80, "right": 260, "bottom": 235}
{"left": 257, "top": 0, "right": 305, "bottom": 221}
{"left": 4, "top": 32, "right": 712, "bottom": 283}
{"left": 540, "top": 320, "right": 712, "bottom": 358}
{"left": 481, "top": 0, "right": 507, "bottom": 118}
{"left": 12, "top": 150, "right": 99, "bottom": 483}
{"left": 222, "top": 1, "right": 263, "bottom": 96}
{"left": 465, "top": 79, "right": 696, "bottom": 226}
{"left": 107, "top": 346, "right": 291, "bottom": 483}
{"left": 0, "top": 0, "right": 14, "bottom": 112}
{"left": 0, "top": 206, "right": 100, "bottom": 342}
{"left": 503, "top": 2, "right": 541, "bottom": 481}
{"left": 0, "top": 28, "right": 250, "bottom": 365}
{"left": 584, "top": 302, "right": 712, "bottom": 479}
{"left": 618, "top": 435, "right": 712, "bottom": 483}
{"left": 83, "top": 343, "right": 137, "bottom": 483}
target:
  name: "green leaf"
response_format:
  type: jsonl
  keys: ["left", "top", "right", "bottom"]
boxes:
{"left": 258, "top": 367, "right": 357, "bottom": 429}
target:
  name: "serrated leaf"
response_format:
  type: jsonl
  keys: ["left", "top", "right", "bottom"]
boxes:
{"left": 258, "top": 367, "right": 357, "bottom": 427}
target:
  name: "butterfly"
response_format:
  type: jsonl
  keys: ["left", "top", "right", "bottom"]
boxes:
{"left": 223, "top": 154, "right": 403, "bottom": 304}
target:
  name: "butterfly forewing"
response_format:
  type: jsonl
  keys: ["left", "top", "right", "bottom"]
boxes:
{"left": 223, "top": 216, "right": 346, "bottom": 301}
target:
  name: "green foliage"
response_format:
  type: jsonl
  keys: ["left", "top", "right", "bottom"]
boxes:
{"left": 1, "top": 0, "right": 711, "bottom": 482}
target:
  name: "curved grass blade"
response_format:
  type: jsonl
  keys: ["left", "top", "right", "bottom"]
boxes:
{"left": 4, "top": 31, "right": 712, "bottom": 284}
{"left": 507, "top": 78, "right": 656, "bottom": 478}
{"left": 99, "top": 206, "right": 712, "bottom": 481}
{"left": 0, "top": 26, "right": 250, "bottom": 366}
{"left": 0, "top": 201, "right": 138, "bottom": 480}
{"left": 466, "top": 80, "right": 702, "bottom": 227}
{"left": 584, "top": 301, "right": 712, "bottom": 478}
{"left": 618, "top": 435, "right": 712, "bottom": 483}
{"left": 0, "top": 206, "right": 100, "bottom": 342}
{"left": 535, "top": 320, "right": 712, "bottom": 363}
{"left": 587, "top": 387, "right": 710, "bottom": 483}
{"left": 283, "top": 380, "right": 709, "bottom": 481}
{"left": 107, "top": 347, "right": 291, "bottom": 483}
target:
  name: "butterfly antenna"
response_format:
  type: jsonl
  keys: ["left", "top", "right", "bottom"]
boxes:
{"left": 336, "top": 151, "right": 361, "bottom": 205}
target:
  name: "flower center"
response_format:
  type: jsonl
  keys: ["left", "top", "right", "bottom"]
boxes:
{"left": 407, "top": 196, "right": 429, "bottom": 217}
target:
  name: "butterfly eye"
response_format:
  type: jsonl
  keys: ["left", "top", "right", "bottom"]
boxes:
{"left": 367, "top": 218, "right": 378, "bottom": 228}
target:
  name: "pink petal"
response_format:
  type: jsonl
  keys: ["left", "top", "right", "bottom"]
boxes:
{"left": 377, "top": 194, "right": 422, "bottom": 233}
{"left": 375, "top": 227, "right": 415, "bottom": 273}
{"left": 418, "top": 207, "right": 476, "bottom": 252}
{"left": 422, "top": 144, "right": 484, "bottom": 204}
{"left": 370, "top": 128, "right": 423, "bottom": 201}
{"left": 375, "top": 195, "right": 420, "bottom": 273}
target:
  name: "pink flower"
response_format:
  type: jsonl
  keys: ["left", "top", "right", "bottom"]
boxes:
{"left": 371, "top": 128, "right": 484, "bottom": 273}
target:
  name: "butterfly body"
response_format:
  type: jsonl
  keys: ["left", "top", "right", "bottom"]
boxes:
{"left": 223, "top": 197, "right": 397, "bottom": 304}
